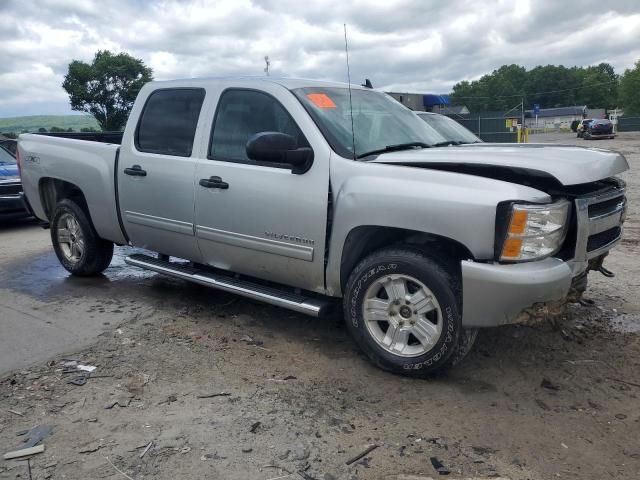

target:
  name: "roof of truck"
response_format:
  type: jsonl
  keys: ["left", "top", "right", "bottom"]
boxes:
{"left": 147, "top": 76, "right": 369, "bottom": 91}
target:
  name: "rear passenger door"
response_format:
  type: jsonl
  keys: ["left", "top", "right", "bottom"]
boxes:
{"left": 118, "top": 87, "right": 206, "bottom": 261}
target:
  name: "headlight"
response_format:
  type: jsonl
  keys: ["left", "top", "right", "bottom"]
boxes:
{"left": 500, "top": 200, "right": 570, "bottom": 262}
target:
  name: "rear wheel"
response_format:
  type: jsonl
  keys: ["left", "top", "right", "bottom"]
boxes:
{"left": 343, "top": 247, "right": 465, "bottom": 377}
{"left": 51, "top": 199, "right": 113, "bottom": 276}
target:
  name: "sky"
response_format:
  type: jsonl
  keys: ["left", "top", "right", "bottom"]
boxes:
{"left": 1, "top": 0, "right": 640, "bottom": 117}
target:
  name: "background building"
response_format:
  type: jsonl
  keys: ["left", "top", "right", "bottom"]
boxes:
{"left": 386, "top": 92, "right": 468, "bottom": 114}
{"left": 524, "top": 106, "right": 586, "bottom": 129}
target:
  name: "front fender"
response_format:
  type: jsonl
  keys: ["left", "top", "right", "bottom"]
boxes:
{"left": 325, "top": 156, "right": 551, "bottom": 295}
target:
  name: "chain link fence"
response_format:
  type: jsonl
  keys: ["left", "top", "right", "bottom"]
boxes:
{"left": 445, "top": 112, "right": 521, "bottom": 142}
{"left": 618, "top": 116, "right": 640, "bottom": 132}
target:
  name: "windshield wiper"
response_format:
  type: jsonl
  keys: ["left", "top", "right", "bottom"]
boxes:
{"left": 356, "top": 142, "right": 431, "bottom": 159}
{"left": 431, "top": 140, "right": 463, "bottom": 147}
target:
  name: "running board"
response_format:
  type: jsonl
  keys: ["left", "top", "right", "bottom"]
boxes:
{"left": 125, "top": 253, "right": 331, "bottom": 318}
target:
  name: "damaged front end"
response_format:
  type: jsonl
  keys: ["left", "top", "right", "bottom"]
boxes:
{"left": 461, "top": 177, "right": 627, "bottom": 328}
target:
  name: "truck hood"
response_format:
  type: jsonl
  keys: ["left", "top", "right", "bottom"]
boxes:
{"left": 370, "top": 143, "right": 629, "bottom": 187}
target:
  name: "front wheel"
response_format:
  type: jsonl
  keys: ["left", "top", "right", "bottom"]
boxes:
{"left": 343, "top": 247, "right": 464, "bottom": 377}
{"left": 51, "top": 199, "right": 114, "bottom": 276}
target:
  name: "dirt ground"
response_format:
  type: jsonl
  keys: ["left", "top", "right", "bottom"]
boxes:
{"left": 1, "top": 132, "right": 639, "bottom": 480}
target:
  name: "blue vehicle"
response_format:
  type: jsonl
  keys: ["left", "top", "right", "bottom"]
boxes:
{"left": 0, "top": 140, "right": 31, "bottom": 221}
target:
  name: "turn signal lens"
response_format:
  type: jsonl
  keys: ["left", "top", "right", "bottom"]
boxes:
{"left": 501, "top": 238, "right": 523, "bottom": 258}
{"left": 508, "top": 210, "right": 528, "bottom": 235}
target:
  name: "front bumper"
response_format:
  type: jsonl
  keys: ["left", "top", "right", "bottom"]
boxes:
{"left": 461, "top": 179, "right": 626, "bottom": 328}
{"left": 461, "top": 258, "right": 572, "bottom": 327}
{"left": 588, "top": 131, "right": 615, "bottom": 138}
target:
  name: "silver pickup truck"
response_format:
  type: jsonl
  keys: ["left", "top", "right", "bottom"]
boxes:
{"left": 18, "top": 77, "right": 628, "bottom": 376}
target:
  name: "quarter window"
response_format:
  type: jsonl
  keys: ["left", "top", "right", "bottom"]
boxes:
{"left": 209, "top": 89, "right": 308, "bottom": 163}
{"left": 136, "top": 88, "right": 205, "bottom": 157}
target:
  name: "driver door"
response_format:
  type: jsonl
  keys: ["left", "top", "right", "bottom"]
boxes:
{"left": 194, "top": 86, "right": 330, "bottom": 293}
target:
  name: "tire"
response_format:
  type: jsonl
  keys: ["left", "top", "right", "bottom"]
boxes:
{"left": 447, "top": 327, "right": 478, "bottom": 367}
{"left": 343, "top": 247, "right": 463, "bottom": 377}
{"left": 51, "top": 198, "right": 113, "bottom": 276}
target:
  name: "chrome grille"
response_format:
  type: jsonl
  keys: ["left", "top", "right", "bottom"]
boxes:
{"left": 574, "top": 182, "right": 625, "bottom": 264}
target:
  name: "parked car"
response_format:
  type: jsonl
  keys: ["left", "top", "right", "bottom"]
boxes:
{"left": 18, "top": 78, "right": 629, "bottom": 376}
{"left": 584, "top": 119, "right": 615, "bottom": 140}
{"left": 0, "top": 141, "right": 31, "bottom": 221}
{"left": 576, "top": 119, "right": 594, "bottom": 138}
{"left": 416, "top": 112, "right": 482, "bottom": 145}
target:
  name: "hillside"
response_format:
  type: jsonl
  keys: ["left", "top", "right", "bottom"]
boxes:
{"left": 0, "top": 115, "right": 100, "bottom": 134}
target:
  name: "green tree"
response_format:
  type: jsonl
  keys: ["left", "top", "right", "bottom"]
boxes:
{"left": 62, "top": 50, "right": 153, "bottom": 131}
{"left": 50, "top": 126, "right": 66, "bottom": 132}
{"left": 38, "top": 127, "right": 48, "bottom": 133}
{"left": 450, "top": 63, "right": 621, "bottom": 112}
{"left": 619, "top": 60, "right": 640, "bottom": 115}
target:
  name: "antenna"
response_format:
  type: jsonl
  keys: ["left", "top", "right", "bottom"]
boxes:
{"left": 264, "top": 55, "right": 270, "bottom": 76}
{"left": 344, "top": 24, "right": 356, "bottom": 159}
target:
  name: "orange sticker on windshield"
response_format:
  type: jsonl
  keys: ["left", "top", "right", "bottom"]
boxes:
{"left": 307, "top": 93, "right": 336, "bottom": 109}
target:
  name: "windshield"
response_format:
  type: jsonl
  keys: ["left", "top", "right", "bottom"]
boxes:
{"left": 417, "top": 113, "right": 481, "bottom": 144}
{"left": 0, "top": 146, "right": 16, "bottom": 164}
{"left": 292, "top": 87, "right": 446, "bottom": 158}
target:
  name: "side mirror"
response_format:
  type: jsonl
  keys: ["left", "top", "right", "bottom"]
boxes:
{"left": 246, "top": 132, "right": 313, "bottom": 174}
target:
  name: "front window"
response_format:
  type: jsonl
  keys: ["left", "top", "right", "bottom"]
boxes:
{"left": 417, "top": 113, "right": 481, "bottom": 144}
{"left": 293, "top": 87, "right": 446, "bottom": 159}
{"left": 210, "top": 89, "right": 309, "bottom": 164}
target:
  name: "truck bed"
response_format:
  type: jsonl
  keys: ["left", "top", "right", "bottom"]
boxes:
{"left": 18, "top": 133, "right": 127, "bottom": 245}
{"left": 35, "top": 131, "right": 124, "bottom": 144}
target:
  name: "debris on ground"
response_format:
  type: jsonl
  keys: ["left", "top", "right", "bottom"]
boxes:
{"left": 196, "top": 392, "right": 231, "bottom": 398}
{"left": 540, "top": 378, "right": 560, "bottom": 391}
{"left": 250, "top": 421, "right": 261, "bottom": 433}
{"left": 430, "top": 456, "right": 451, "bottom": 475}
{"left": 67, "top": 375, "right": 88, "bottom": 386}
{"left": 104, "top": 396, "right": 132, "bottom": 409}
{"left": 140, "top": 441, "right": 153, "bottom": 458}
{"left": 239, "top": 334, "right": 264, "bottom": 346}
{"left": 345, "top": 444, "right": 378, "bottom": 465}
{"left": 21, "top": 425, "right": 53, "bottom": 448}
{"left": 77, "top": 364, "right": 97, "bottom": 372}
{"left": 3, "top": 444, "right": 45, "bottom": 460}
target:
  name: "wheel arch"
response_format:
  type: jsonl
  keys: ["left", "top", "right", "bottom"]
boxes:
{"left": 38, "top": 177, "right": 89, "bottom": 221}
{"left": 338, "top": 225, "right": 475, "bottom": 295}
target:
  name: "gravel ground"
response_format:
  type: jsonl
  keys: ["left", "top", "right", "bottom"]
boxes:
{"left": 1, "top": 132, "right": 639, "bottom": 480}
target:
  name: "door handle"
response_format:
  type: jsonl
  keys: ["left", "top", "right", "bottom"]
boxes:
{"left": 124, "top": 165, "right": 147, "bottom": 177}
{"left": 199, "top": 176, "right": 229, "bottom": 189}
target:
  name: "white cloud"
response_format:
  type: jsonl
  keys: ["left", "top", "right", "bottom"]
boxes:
{"left": 0, "top": 0, "right": 639, "bottom": 116}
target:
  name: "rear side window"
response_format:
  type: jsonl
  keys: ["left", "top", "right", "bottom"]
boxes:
{"left": 136, "top": 88, "right": 205, "bottom": 157}
{"left": 209, "top": 89, "right": 308, "bottom": 163}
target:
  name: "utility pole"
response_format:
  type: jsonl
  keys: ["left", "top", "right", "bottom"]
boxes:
{"left": 264, "top": 56, "right": 270, "bottom": 76}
